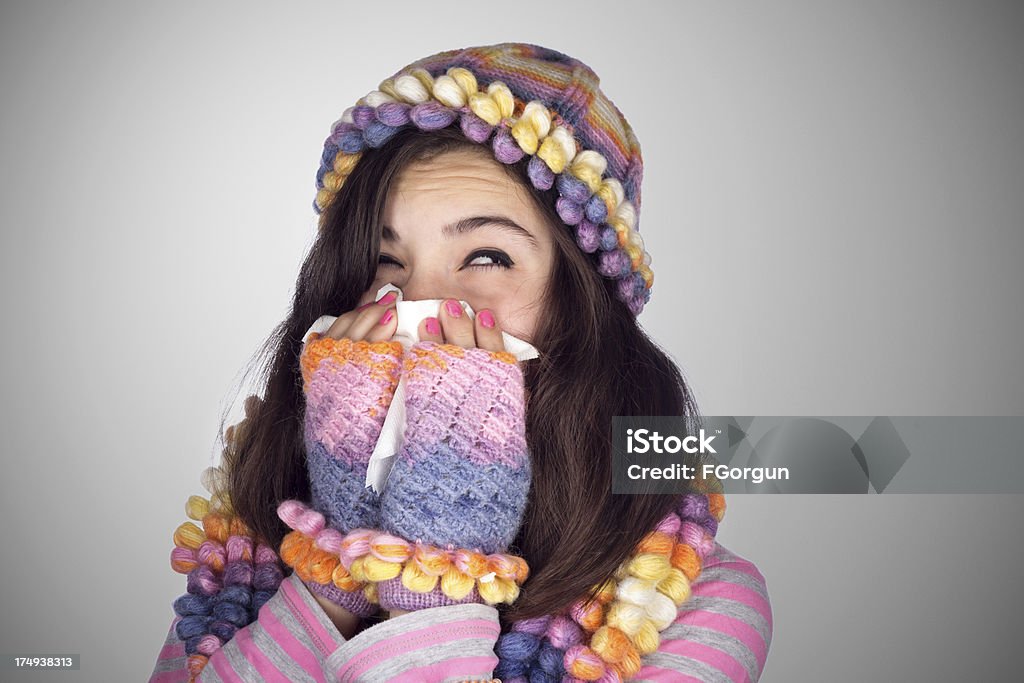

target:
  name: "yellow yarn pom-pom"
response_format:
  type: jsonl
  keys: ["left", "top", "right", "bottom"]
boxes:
{"left": 333, "top": 151, "right": 361, "bottom": 176}
{"left": 362, "top": 555, "right": 401, "bottom": 582}
{"left": 590, "top": 625, "right": 634, "bottom": 664}
{"left": 185, "top": 495, "right": 210, "bottom": 521}
{"left": 605, "top": 601, "right": 647, "bottom": 637}
{"left": 656, "top": 567, "right": 692, "bottom": 604}
{"left": 401, "top": 561, "right": 439, "bottom": 593}
{"left": 440, "top": 567, "right": 475, "bottom": 601}
{"left": 569, "top": 150, "right": 608, "bottom": 193}
{"left": 627, "top": 553, "right": 672, "bottom": 582}
{"left": 432, "top": 73, "right": 469, "bottom": 108}
{"left": 478, "top": 576, "right": 519, "bottom": 605}
{"left": 447, "top": 67, "right": 478, "bottom": 98}
{"left": 348, "top": 557, "right": 368, "bottom": 583}
{"left": 173, "top": 522, "right": 205, "bottom": 550}
{"left": 537, "top": 127, "right": 576, "bottom": 174}
{"left": 510, "top": 101, "right": 552, "bottom": 155}
{"left": 633, "top": 620, "right": 661, "bottom": 655}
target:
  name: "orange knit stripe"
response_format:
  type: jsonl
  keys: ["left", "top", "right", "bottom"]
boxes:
{"left": 708, "top": 493, "right": 726, "bottom": 521}
{"left": 670, "top": 543, "right": 702, "bottom": 582}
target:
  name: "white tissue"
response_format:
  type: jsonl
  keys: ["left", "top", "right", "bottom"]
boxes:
{"left": 301, "top": 283, "right": 540, "bottom": 494}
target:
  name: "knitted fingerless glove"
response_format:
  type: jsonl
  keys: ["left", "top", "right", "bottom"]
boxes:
{"left": 290, "top": 333, "right": 403, "bottom": 616}
{"left": 375, "top": 341, "right": 532, "bottom": 612}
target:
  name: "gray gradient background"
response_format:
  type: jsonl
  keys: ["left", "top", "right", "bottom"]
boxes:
{"left": 1, "top": 1, "right": 1022, "bottom": 681}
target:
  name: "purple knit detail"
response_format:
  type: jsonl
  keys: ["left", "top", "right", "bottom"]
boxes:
{"left": 321, "top": 139, "right": 339, "bottom": 166}
{"left": 556, "top": 171, "right": 590, "bottom": 203}
{"left": 304, "top": 579, "right": 378, "bottom": 618}
{"left": 376, "top": 101, "right": 411, "bottom": 127}
{"left": 337, "top": 128, "right": 365, "bottom": 154}
{"left": 512, "top": 615, "right": 552, "bottom": 637}
{"left": 253, "top": 563, "right": 284, "bottom": 591}
{"left": 527, "top": 155, "right": 555, "bottom": 190}
{"left": 377, "top": 576, "right": 483, "bottom": 612}
{"left": 599, "top": 225, "right": 618, "bottom": 251}
{"left": 585, "top": 193, "right": 608, "bottom": 223}
{"left": 460, "top": 110, "right": 494, "bottom": 143}
{"left": 598, "top": 249, "right": 630, "bottom": 278}
{"left": 680, "top": 490, "right": 710, "bottom": 521}
{"left": 556, "top": 197, "right": 583, "bottom": 225}
{"left": 575, "top": 219, "right": 600, "bottom": 253}
{"left": 679, "top": 493, "right": 719, "bottom": 537}
{"left": 222, "top": 562, "right": 253, "bottom": 587}
{"left": 188, "top": 565, "right": 221, "bottom": 596}
{"left": 362, "top": 121, "right": 399, "bottom": 148}
{"left": 617, "top": 275, "right": 636, "bottom": 302}
{"left": 492, "top": 126, "right": 526, "bottom": 164}
{"left": 546, "top": 615, "right": 584, "bottom": 649}
{"left": 410, "top": 101, "right": 458, "bottom": 130}
{"left": 351, "top": 105, "right": 376, "bottom": 130}
{"left": 495, "top": 609, "right": 584, "bottom": 680}
{"left": 330, "top": 120, "right": 351, "bottom": 140}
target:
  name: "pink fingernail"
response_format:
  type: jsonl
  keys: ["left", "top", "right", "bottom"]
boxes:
{"left": 379, "top": 310, "right": 394, "bottom": 325}
{"left": 425, "top": 317, "right": 440, "bottom": 335}
{"left": 377, "top": 292, "right": 397, "bottom": 305}
{"left": 478, "top": 310, "right": 495, "bottom": 328}
{"left": 444, "top": 299, "right": 463, "bottom": 317}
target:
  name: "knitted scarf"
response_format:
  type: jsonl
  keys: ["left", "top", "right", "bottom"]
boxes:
{"left": 168, "top": 463, "right": 725, "bottom": 682}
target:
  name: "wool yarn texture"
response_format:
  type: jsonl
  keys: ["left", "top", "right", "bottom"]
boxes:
{"left": 169, "top": 470, "right": 725, "bottom": 682}
{"left": 280, "top": 339, "right": 533, "bottom": 614}
{"left": 375, "top": 340, "right": 533, "bottom": 612}
{"left": 168, "top": 465, "right": 284, "bottom": 680}
{"left": 168, "top": 341, "right": 727, "bottom": 682}
{"left": 299, "top": 333, "right": 404, "bottom": 617}
{"left": 313, "top": 42, "right": 653, "bottom": 316}
{"left": 300, "top": 282, "right": 542, "bottom": 495}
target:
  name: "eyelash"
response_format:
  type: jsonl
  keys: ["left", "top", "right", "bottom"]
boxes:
{"left": 378, "top": 249, "right": 513, "bottom": 270}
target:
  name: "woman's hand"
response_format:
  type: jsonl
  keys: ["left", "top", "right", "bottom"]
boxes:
{"left": 417, "top": 299, "right": 506, "bottom": 353}
{"left": 322, "top": 289, "right": 401, "bottom": 342}
{"left": 327, "top": 292, "right": 505, "bottom": 351}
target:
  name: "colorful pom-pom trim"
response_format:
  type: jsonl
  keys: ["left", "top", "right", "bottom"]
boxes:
{"left": 494, "top": 492, "right": 725, "bottom": 682}
{"left": 313, "top": 65, "right": 653, "bottom": 317}
{"left": 277, "top": 499, "right": 530, "bottom": 606}
{"left": 169, "top": 466, "right": 285, "bottom": 682}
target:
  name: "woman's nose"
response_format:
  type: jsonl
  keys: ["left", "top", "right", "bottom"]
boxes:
{"left": 396, "top": 270, "right": 457, "bottom": 303}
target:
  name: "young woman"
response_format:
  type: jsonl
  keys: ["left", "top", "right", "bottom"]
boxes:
{"left": 150, "top": 42, "right": 772, "bottom": 682}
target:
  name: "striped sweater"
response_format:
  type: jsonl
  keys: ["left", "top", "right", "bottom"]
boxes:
{"left": 149, "top": 540, "right": 771, "bottom": 682}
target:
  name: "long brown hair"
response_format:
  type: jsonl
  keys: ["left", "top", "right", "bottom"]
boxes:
{"left": 222, "top": 125, "right": 700, "bottom": 623}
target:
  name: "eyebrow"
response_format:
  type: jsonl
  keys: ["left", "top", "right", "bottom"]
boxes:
{"left": 382, "top": 215, "right": 539, "bottom": 250}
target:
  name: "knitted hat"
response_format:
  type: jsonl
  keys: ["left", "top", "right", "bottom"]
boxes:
{"left": 314, "top": 42, "right": 653, "bottom": 316}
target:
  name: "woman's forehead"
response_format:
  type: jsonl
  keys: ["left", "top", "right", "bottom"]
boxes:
{"left": 386, "top": 153, "right": 538, "bottom": 218}
{"left": 394, "top": 151, "right": 515, "bottom": 189}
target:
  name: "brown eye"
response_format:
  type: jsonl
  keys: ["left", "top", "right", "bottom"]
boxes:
{"left": 466, "top": 250, "right": 513, "bottom": 269}
{"left": 378, "top": 254, "right": 402, "bottom": 268}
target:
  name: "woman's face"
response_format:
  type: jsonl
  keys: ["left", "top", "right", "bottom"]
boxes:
{"left": 361, "top": 148, "right": 557, "bottom": 344}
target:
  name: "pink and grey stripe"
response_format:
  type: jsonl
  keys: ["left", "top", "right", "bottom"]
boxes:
{"left": 149, "top": 543, "right": 771, "bottom": 681}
